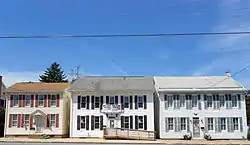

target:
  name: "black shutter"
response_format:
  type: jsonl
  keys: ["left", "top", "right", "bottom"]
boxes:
{"left": 143, "top": 95, "right": 147, "bottom": 109}
{"left": 130, "top": 116, "right": 133, "bottom": 129}
{"left": 106, "top": 96, "right": 109, "bottom": 104}
{"left": 135, "top": 95, "right": 138, "bottom": 109}
{"left": 144, "top": 115, "right": 147, "bottom": 130}
{"left": 130, "top": 96, "right": 133, "bottom": 109}
{"left": 100, "top": 116, "right": 103, "bottom": 130}
{"left": 121, "top": 116, "right": 124, "bottom": 128}
{"left": 86, "top": 96, "right": 90, "bottom": 109}
{"left": 135, "top": 115, "right": 138, "bottom": 129}
{"left": 77, "top": 115, "right": 80, "bottom": 130}
{"left": 100, "top": 96, "right": 103, "bottom": 108}
{"left": 115, "top": 96, "right": 118, "bottom": 104}
{"left": 91, "top": 116, "right": 94, "bottom": 130}
{"left": 91, "top": 95, "right": 94, "bottom": 109}
{"left": 86, "top": 115, "right": 89, "bottom": 130}
{"left": 121, "top": 96, "right": 124, "bottom": 108}
{"left": 77, "top": 96, "right": 81, "bottom": 109}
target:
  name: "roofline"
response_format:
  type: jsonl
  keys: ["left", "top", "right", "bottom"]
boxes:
{"left": 6, "top": 90, "right": 66, "bottom": 93}
{"left": 68, "top": 89, "right": 154, "bottom": 92}
{"left": 158, "top": 88, "right": 247, "bottom": 92}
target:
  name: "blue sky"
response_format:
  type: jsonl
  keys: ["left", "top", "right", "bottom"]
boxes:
{"left": 1, "top": 0, "right": 250, "bottom": 87}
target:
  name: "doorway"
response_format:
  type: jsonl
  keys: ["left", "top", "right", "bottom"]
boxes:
{"left": 108, "top": 117, "right": 117, "bottom": 128}
{"left": 192, "top": 117, "right": 200, "bottom": 138}
{"left": 35, "top": 116, "right": 44, "bottom": 133}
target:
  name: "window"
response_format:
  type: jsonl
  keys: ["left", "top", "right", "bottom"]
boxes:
{"left": 138, "top": 96, "right": 143, "bottom": 108}
{"left": 180, "top": 96, "right": 185, "bottom": 107}
{"left": 13, "top": 95, "right": 19, "bottom": 107}
{"left": 232, "top": 95, "right": 237, "bottom": 107}
{"left": 124, "top": 96, "right": 129, "bottom": 108}
{"left": 94, "top": 116, "right": 100, "bottom": 129}
{"left": 181, "top": 118, "right": 186, "bottom": 130}
{"left": 220, "top": 95, "right": 225, "bottom": 107}
{"left": 81, "top": 96, "right": 86, "bottom": 108}
{"left": 220, "top": 118, "right": 226, "bottom": 130}
{"left": 25, "top": 95, "right": 31, "bottom": 106}
{"left": 233, "top": 117, "right": 239, "bottom": 130}
{"left": 124, "top": 116, "right": 130, "bottom": 128}
{"left": 38, "top": 95, "right": 44, "bottom": 107}
{"left": 208, "top": 118, "right": 214, "bottom": 130}
{"left": 110, "top": 96, "right": 115, "bottom": 105}
{"left": 12, "top": 114, "right": 18, "bottom": 127}
{"left": 168, "top": 118, "right": 174, "bottom": 130}
{"left": 138, "top": 116, "right": 144, "bottom": 129}
{"left": 80, "top": 116, "right": 86, "bottom": 129}
{"left": 95, "top": 96, "right": 100, "bottom": 108}
{"left": 50, "top": 114, "right": 56, "bottom": 127}
{"left": 207, "top": 96, "right": 213, "bottom": 108}
{"left": 226, "top": 94, "right": 232, "bottom": 101}
{"left": 192, "top": 96, "right": 198, "bottom": 107}
{"left": 51, "top": 95, "right": 56, "bottom": 107}
{"left": 168, "top": 96, "right": 173, "bottom": 107}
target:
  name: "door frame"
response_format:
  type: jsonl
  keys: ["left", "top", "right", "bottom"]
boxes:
{"left": 192, "top": 117, "right": 201, "bottom": 138}
{"left": 35, "top": 116, "right": 44, "bottom": 133}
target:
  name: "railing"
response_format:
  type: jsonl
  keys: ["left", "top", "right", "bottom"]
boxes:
{"left": 103, "top": 127, "right": 155, "bottom": 140}
{"left": 100, "top": 104, "right": 124, "bottom": 114}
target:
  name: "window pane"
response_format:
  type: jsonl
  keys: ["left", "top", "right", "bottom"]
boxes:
{"left": 38, "top": 95, "right": 44, "bottom": 106}
{"left": 50, "top": 114, "right": 55, "bottom": 127}
{"left": 51, "top": 95, "right": 56, "bottom": 106}
{"left": 110, "top": 97, "right": 114, "bottom": 104}
{"left": 25, "top": 95, "right": 31, "bottom": 106}
{"left": 81, "top": 96, "right": 86, "bottom": 108}
{"left": 14, "top": 95, "right": 19, "bottom": 106}
{"left": 95, "top": 96, "right": 100, "bottom": 108}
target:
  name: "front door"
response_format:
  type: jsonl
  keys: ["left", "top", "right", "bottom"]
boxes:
{"left": 192, "top": 117, "right": 200, "bottom": 138}
{"left": 35, "top": 116, "right": 43, "bottom": 133}
{"left": 108, "top": 118, "right": 117, "bottom": 128}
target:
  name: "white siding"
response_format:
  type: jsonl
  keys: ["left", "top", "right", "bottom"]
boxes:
{"left": 159, "top": 92, "right": 247, "bottom": 139}
{"left": 70, "top": 92, "right": 154, "bottom": 138}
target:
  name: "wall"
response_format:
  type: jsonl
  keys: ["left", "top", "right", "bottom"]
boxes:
{"left": 70, "top": 91, "right": 155, "bottom": 138}
{"left": 158, "top": 92, "right": 247, "bottom": 139}
{"left": 5, "top": 92, "right": 66, "bottom": 136}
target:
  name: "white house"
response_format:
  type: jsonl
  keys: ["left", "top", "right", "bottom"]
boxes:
{"left": 68, "top": 76, "right": 155, "bottom": 139}
{"left": 154, "top": 73, "right": 248, "bottom": 140}
{"left": 5, "top": 82, "right": 70, "bottom": 138}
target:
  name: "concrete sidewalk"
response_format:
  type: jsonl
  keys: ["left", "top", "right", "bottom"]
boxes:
{"left": 0, "top": 138, "right": 250, "bottom": 144}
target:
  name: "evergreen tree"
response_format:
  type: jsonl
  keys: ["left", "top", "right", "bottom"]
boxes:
{"left": 39, "top": 62, "right": 68, "bottom": 83}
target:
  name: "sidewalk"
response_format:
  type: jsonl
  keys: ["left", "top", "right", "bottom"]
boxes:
{"left": 0, "top": 138, "right": 250, "bottom": 144}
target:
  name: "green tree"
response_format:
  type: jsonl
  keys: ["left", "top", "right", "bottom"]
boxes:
{"left": 39, "top": 62, "right": 68, "bottom": 83}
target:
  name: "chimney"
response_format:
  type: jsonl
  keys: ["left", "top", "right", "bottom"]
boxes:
{"left": 225, "top": 71, "right": 231, "bottom": 77}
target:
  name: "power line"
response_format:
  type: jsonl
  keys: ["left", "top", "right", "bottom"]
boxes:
{"left": 1, "top": 31, "right": 250, "bottom": 39}
{"left": 208, "top": 64, "right": 250, "bottom": 88}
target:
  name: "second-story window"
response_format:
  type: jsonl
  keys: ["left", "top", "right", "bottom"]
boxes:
{"left": 13, "top": 95, "right": 19, "bottom": 107}
{"left": 38, "top": 95, "right": 44, "bottom": 107}
{"left": 180, "top": 96, "right": 185, "bottom": 107}
{"left": 81, "top": 96, "right": 86, "bottom": 108}
{"left": 192, "top": 95, "right": 198, "bottom": 107}
{"left": 168, "top": 96, "right": 173, "bottom": 107}
{"left": 220, "top": 95, "right": 225, "bottom": 107}
{"left": 124, "top": 96, "right": 129, "bottom": 108}
{"left": 138, "top": 96, "right": 143, "bottom": 108}
{"left": 51, "top": 95, "right": 56, "bottom": 107}
{"left": 207, "top": 96, "right": 213, "bottom": 108}
{"left": 95, "top": 96, "right": 100, "bottom": 108}
{"left": 110, "top": 96, "right": 115, "bottom": 105}
{"left": 232, "top": 95, "right": 237, "bottom": 107}
{"left": 25, "top": 95, "right": 31, "bottom": 106}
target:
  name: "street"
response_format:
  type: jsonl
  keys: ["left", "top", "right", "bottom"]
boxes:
{"left": 0, "top": 143, "right": 159, "bottom": 145}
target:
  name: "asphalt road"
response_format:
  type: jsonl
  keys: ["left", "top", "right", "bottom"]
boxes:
{"left": 0, "top": 143, "right": 157, "bottom": 145}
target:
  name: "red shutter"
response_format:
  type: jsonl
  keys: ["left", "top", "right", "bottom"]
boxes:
{"left": 56, "top": 94, "right": 60, "bottom": 107}
{"left": 35, "top": 95, "right": 38, "bottom": 107}
{"left": 30, "top": 116, "right": 33, "bottom": 128}
{"left": 8, "top": 114, "right": 12, "bottom": 128}
{"left": 21, "top": 114, "right": 24, "bottom": 127}
{"left": 56, "top": 114, "right": 59, "bottom": 128}
{"left": 48, "top": 95, "right": 51, "bottom": 107}
{"left": 46, "top": 114, "right": 50, "bottom": 127}
{"left": 22, "top": 95, "right": 25, "bottom": 107}
{"left": 10, "top": 95, "right": 13, "bottom": 107}
{"left": 17, "top": 114, "right": 21, "bottom": 128}
{"left": 31, "top": 95, "right": 34, "bottom": 107}
{"left": 44, "top": 95, "right": 47, "bottom": 107}
{"left": 19, "top": 95, "right": 22, "bottom": 107}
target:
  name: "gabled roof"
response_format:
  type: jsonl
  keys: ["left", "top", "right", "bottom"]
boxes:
{"left": 68, "top": 76, "right": 154, "bottom": 92}
{"left": 6, "top": 82, "right": 69, "bottom": 93}
{"left": 154, "top": 76, "right": 246, "bottom": 92}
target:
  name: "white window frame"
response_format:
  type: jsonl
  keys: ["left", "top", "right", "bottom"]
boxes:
{"left": 50, "top": 114, "right": 56, "bottom": 127}
{"left": 94, "top": 96, "right": 100, "bottom": 108}
{"left": 51, "top": 95, "right": 56, "bottom": 107}
{"left": 13, "top": 95, "right": 19, "bottom": 107}
{"left": 25, "top": 95, "right": 31, "bottom": 107}
{"left": 138, "top": 116, "right": 144, "bottom": 129}
{"left": 168, "top": 96, "right": 173, "bottom": 107}
{"left": 207, "top": 96, "right": 213, "bottom": 108}
{"left": 208, "top": 118, "right": 214, "bottom": 131}
{"left": 124, "top": 116, "right": 130, "bottom": 128}
{"left": 220, "top": 95, "right": 225, "bottom": 107}
{"left": 220, "top": 118, "right": 226, "bottom": 130}
{"left": 80, "top": 116, "right": 86, "bottom": 129}
{"left": 94, "top": 116, "right": 100, "bottom": 129}
{"left": 180, "top": 117, "right": 186, "bottom": 130}
{"left": 38, "top": 95, "right": 44, "bottom": 107}
{"left": 138, "top": 96, "right": 143, "bottom": 108}
{"left": 232, "top": 95, "right": 237, "bottom": 108}
{"left": 233, "top": 117, "right": 239, "bottom": 130}
{"left": 109, "top": 96, "right": 115, "bottom": 105}
{"left": 12, "top": 114, "right": 18, "bottom": 127}
{"left": 24, "top": 114, "right": 29, "bottom": 126}
{"left": 124, "top": 96, "right": 129, "bottom": 108}
{"left": 192, "top": 95, "right": 198, "bottom": 107}
{"left": 168, "top": 118, "right": 174, "bottom": 130}
{"left": 81, "top": 96, "right": 86, "bottom": 108}
{"left": 180, "top": 95, "right": 185, "bottom": 107}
